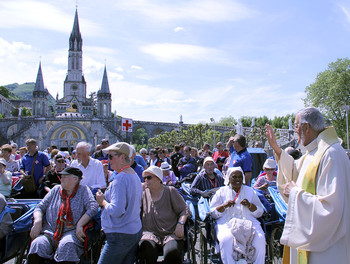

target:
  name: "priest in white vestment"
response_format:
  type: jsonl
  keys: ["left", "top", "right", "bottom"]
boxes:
{"left": 266, "top": 107, "right": 350, "bottom": 264}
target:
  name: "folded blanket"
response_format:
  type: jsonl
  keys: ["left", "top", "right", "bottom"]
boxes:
{"left": 228, "top": 218, "right": 256, "bottom": 263}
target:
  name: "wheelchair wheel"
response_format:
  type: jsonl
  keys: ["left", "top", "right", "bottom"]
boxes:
{"left": 199, "top": 229, "right": 208, "bottom": 264}
{"left": 15, "top": 236, "right": 31, "bottom": 264}
{"left": 186, "top": 230, "right": 196, "bottom": 264}
{"left": 91, "top": 231, "right": 105, "bottom": 264}
{"left": 269, "top": 225, "right": 283, "bottom": 264}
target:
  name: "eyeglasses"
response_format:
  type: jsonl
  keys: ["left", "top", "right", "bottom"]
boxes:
{"left": 56, "top": 160, "right": 65, "bottom": 163}
{"left": 265, "top": 168, "right": 275, "bottom": 171}
{"left": 143, "top": 175, "right": 153, "bottom": 181}
{"left": 108, "top": 153, "right": 120, "bottom": 160}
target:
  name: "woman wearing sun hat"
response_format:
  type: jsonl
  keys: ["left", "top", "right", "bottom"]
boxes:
{"left": 139, "top": 165, "right": 189, "bottom": 264}
{"left": 96, "top": 142, "right": 143, "bottom": 264}
{"left": 253, "top": 158, "right": 277, "bottom": 194}
{"left": 160, "top": 161, "right": 177, "bottom": 185}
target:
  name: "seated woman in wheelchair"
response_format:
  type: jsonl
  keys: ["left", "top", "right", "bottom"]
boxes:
{"left": 210, "top": 166, "right": 265, "bottom": 264}
{"left": 27, "top": 167, "right": 98, "bottom": 264}
{"left": 139, "top": 166, "right": 189, "bottom": 264}
{"left": 253, "top": 158, "right": 277, "bottom": 195}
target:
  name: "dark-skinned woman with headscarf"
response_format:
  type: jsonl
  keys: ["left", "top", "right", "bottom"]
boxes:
{"left": 210, "top": 166, "right": 265, "bottom": 264}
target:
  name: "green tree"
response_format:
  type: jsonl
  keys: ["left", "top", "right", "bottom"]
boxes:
{"left": 132, "top": 128, "right": 148, "bottom": 146}
{"left": 304, "top": 58, "right": 350, "bottom": 146}
{"left": 21, "top": 107, "right": 32, "bottom": 116}
{"left": 255, "top": 116, "right": 270, "bottom": 127}
{"left": 217, "top": 115, "right": 237, "bottom": 126}
{"left": 0, "top": 86, "right": 10, "bottom": 98}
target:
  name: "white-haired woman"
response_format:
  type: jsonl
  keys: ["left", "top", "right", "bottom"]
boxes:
{"left": 139, "top": 166, "right": 189, "bottom": 264}
{"left": 96, "top": 142, "right": 143, "bottom": 264}
{"left": 210, "top": 167, "right": 265, "bottom": 264}
{"left": 28, "top": 167, "right": 98, "bottom": 264}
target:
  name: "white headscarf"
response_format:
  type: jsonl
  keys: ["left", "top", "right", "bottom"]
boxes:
{"left": 224, "top": 166, "right": 245, "bottom": 186}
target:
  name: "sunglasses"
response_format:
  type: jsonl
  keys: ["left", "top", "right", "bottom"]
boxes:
{"left": 143, "top": 176, "right": 153, "bottom": 181}
{"left": 108, "top": 153, "right": 120, "bottom": 160}
{"left": 265, "top": 168, "right": 275, "bottom": 171}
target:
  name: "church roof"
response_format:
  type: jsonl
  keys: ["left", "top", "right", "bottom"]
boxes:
{"left": 34, "top": 62, "right": 45, "bottom": 91}
{"left": 98, "top": 65, "right": 110, "bottom": 94}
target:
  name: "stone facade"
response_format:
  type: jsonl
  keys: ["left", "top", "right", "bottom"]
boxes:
{"left": 0, "top": 9, "right": 122, "bottom": 151}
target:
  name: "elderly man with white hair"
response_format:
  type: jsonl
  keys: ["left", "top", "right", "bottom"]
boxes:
{"left": 70, "top": 142, "right": 106, "bottom": 189}
{"left": 266, "top": 107, "right": 350, "bottom": 264}
{"left": 210, "top": 166, "right": 266, "bottom": 264}
{"left": 190, "top": 157, "right": 225, "bottom": 198}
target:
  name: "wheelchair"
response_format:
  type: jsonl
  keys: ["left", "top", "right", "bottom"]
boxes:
{"left": 0, "top": 199, "right": 104, "bottom": 264}
{"left": 194, "top": 186, "right": 286, "bottom": 264}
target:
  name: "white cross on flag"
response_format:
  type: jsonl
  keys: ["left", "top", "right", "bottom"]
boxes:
{"left": 122, "top": 118, "right": 133, "bottom": 132}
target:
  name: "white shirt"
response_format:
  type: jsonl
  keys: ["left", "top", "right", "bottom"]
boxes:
{"left": 71, "top": 157, "right": 106, "bottom": 189}
{"left": 4, "top": 158, "right": 19, "bottom": 173}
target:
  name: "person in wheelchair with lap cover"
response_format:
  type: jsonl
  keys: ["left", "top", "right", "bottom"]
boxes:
{"left": 210, "top": 166, "right": 266, "bottom": 264}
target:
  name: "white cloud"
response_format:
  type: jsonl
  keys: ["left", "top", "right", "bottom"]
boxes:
{"left": 116, "top": 0, "right": 255, "bottom": 23}
{"left": 130, "top": 65, "right": 143, "bottom": 70}
{"left": 141, "top": 43, "right": 223, "bottom": 63}
{"left": 174, "top": 27, "right": 185, "bottom": 32}
{"left": 0, "top": 1, "right": 101, "bottom": 36}
{"left": 0, "top": 38, "right": 32, "bottom": 56}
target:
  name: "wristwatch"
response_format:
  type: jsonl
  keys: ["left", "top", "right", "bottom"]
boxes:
{"left": 178, "top": 221, "right": 185, "bottom": 225}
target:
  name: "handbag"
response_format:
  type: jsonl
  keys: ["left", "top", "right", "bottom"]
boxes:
{"left": 22, "top": 152, "right": 38, "bottom": 193}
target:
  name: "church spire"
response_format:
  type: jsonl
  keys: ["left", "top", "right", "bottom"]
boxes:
{"left": 97, "top": 65, "right": 112, "bottom": 117}
{"left": 69, "top": 9, "right": 82, "bottom": 51}
{"left": 100, "top": 65, "right": 110, "bottom": 93}
{"left": 34, "top": 61, "right": 45, "bottom": 91}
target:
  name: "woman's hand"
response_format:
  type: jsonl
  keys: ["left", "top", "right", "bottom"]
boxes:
{"left": 76, "top": 224, "right": 86, "bottom": 243}
{"left": 96, "top": 189, "right": 105, "bottom": 207}
{"left": 30, "top": 221, "right": 42, "bottom": 240}
{"left": 174, "top": 223, "right": 184, "bottom": 238}
{"left": 240, "top": 199, "right": 256, "bottom": 212}
{"left": 216, "top": 200, "right": 235, "bottom": 213}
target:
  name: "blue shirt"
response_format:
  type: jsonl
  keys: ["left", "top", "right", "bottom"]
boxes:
{"left": 134, "top": 154, "right": 147, "bottom": 168}
{"left": 228, "top": 147, "right": 252, "bottom": 173}
{"left": 20, "top": 151, "right": 50, "bottom": 184}
{"left": 102, "top": 172, "right": 143, "bottom": 234}
{"left": 131, "top": 162, "right": 144, "bottom": 182}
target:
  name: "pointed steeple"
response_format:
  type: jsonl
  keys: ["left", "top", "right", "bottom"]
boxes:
{"left": 34, "top": 62, "right": 45, "bottom": 91}
{"left": 69, "top": 9, "right": 82, "bottom": 51}
{"left": 99, "top": 65, "right": 110, "bottom": 93}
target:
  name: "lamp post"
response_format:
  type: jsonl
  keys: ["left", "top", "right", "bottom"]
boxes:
{"left": 210, "top": 118, "right": 216, "bottom": 150}
{"left": 342, "top": 105, "right": 350, "bottom": 150}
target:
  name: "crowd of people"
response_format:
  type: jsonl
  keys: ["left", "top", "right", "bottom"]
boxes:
{"left": 0, "top": 107, "right": 349, "bottom": 264}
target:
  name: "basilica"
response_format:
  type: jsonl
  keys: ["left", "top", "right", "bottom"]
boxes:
{"left": 0, "top": 10, "right": 123, "bottom": 150}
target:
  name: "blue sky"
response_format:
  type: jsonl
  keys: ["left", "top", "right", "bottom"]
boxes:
{"left": 0, "top": 0, "right": 349, "bottom": 124}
